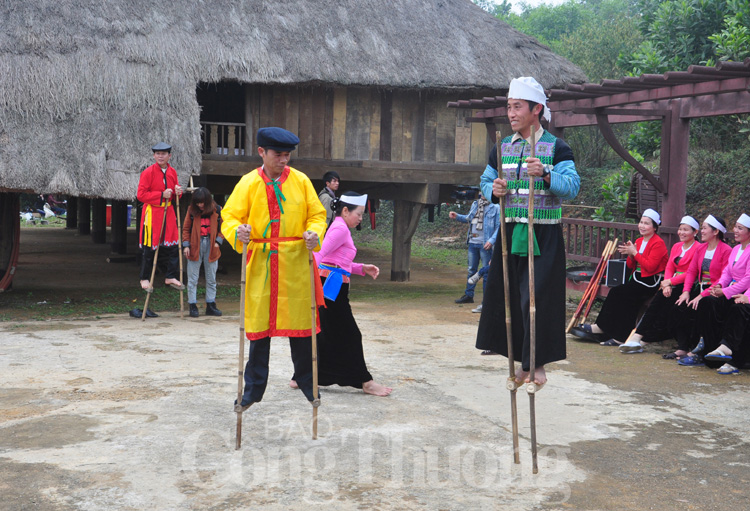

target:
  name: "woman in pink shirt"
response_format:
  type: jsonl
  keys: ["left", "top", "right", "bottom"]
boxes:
{"left": 291, "top": 192, "right": 392, "bottom": 396}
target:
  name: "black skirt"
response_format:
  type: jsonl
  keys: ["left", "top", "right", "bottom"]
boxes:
{"left": 636, "top": 284, "right": 684, "bottom": 343}
{"left": 476, "top": 223, "right": 567, "bottom": 371}
{"left": 595, "top": 272, "right": 660, "bottom": 342}
{"left": 317, "top": 278, "right": 373, "bottom": 388}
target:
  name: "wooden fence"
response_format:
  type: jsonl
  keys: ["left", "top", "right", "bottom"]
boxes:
{"left": 201, "top": 122, "right": 246, "bottom": 156}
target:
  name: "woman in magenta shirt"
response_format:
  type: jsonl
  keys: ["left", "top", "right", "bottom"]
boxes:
{"left": 291, "top": 192, "right": 392, "bottom": 396}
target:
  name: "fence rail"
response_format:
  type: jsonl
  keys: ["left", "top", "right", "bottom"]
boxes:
{"left": 200, "top": 122, "right": 246, "bottom": 156}
{"left": 562, "top": 217, "right": 677, "bottom": 265}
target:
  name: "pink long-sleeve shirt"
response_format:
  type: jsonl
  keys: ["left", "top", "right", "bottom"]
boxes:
{"left": 314, "top": 217, "right": 365, "bottom": 276}
{"left": 717, "top": 242, "right": 750, "bottom": 298}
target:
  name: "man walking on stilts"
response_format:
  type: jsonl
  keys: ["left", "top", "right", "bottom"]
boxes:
{"left": 476, "top": 77, "right": 580, "bottom": 385}
{"left": 222, "top": 127, "right": 327, "bottom": 410}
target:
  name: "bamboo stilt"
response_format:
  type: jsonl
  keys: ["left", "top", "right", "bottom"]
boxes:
{"left": 308, "top": 249, "right": 320, "bottom": 439}
{"left": 497, "top": 132, "right": 521, "bottom": 465}
{"left": 175, "top": 193, "right": 184, "bottom": 318}
{"left": 141, "top": 203, "right": 169, "bottom": 321}
{"left": 235, "top": 243, "right": 248, "bottom": 450}
{"left": 526, "top": 128, "right": 539, "bottom": 474}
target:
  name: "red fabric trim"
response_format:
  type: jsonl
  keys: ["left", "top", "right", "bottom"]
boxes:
{"left": 247, "top": 327, "right": 319, "bottom": 341}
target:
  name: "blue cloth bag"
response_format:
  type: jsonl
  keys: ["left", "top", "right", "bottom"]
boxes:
{"left": 320, "top": 265, "right": 351, "bottom": 301}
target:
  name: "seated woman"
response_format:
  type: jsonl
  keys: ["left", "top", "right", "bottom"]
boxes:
{"left": 667, "top": 215, "right": 730, "bottom": 360}
{"left": 290, "top": 192, "right": 392, "bottom": 396}
{"left": 703, "top": 294, "right": 750, "bottom": 374}
{"left": 572, "top": 208, "right": 668, "bottom": 346}
{"left": 680, "top": 214, "right": 750, "bottom": 371}
{"left": 618, "top": 216, "right": 701, "bottom": 353}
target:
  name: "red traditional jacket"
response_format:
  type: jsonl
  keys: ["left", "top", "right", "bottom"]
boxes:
{"left": 626, "top": 234, "right": 668, "bottom": 277}
{"left": 137, "top": 163, "right": 180, "bottom": 248}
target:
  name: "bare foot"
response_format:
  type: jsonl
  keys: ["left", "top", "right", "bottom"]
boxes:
{"left": 140, "top": 280, "right": 151, "bottom": 290}
{"left": 526, "top": 366, "right": 547, "bottom": 385}
{"left": 289, "top": 379, "right": 298, "bottom": 389}
{"left": 590, "top": 324, "right": 604, "bottom": 334}
{"left": 514, "top": 367, "right": 529, "bottom": 385}
{"left": 363, "top": 380, "right": 392, "bottom": 397}
{"left": 165, "top": 278, "right": 183, "bottom": 286}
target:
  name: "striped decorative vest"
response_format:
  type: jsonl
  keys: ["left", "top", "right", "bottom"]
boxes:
{"left": 500, "top": 130, "right": 562, "bottom": 224}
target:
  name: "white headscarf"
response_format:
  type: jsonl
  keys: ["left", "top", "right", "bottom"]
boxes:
{"left": 680, "top": 216, "right": 699, "bottom": 231}
{"left": 508, "top": 77, "right": 551, "bottom": 122}
{"left": 643, "top": 208, "right": 661, "bottom": 225}
{"left": 738, "top": 213, "right": 750, "bottom": 229}
{"left": 705, "top": 214, "right": 726, "bottom": 233}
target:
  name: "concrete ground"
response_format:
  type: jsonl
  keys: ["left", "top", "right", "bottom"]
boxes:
{"left": 1, "top": 228, "right": 749, "bottom": 510}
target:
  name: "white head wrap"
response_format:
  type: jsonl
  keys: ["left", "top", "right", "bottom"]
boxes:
{"left": 680, "top": 216, "right": 699, "bottom": 231}
{"left": 705, "top": 214, "right": 726, "bottom": 233}
{"left": 737, "top": 213, "right": 750, "bottom": 229}
{"left": 339, "top": 193, "right": 368, "bottom": 207}
{"left": 508, "top": 77, "right": 551, "bottom": 122}
{"left": 642, "top": 208, "right": 661, "bottom": 225}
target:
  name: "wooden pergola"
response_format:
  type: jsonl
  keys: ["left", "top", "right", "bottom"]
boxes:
{"left": 448, "top": 59, "right": 750, "bottom": 234}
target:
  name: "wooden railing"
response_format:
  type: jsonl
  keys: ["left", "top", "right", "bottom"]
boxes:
{"left": 562, "top": 218, "right": 677, "bottom": 265}
{"left": 200, "top": 122, "right": 246, "bottom": 156}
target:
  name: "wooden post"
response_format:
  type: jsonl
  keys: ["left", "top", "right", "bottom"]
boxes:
{"left": 390, "top": 200, "right": 424, "bottom": 282}
{"left": 661, "top": 99, "right": 690, "bottom": 229}
{"left": 65, "top": 197, "right": 77, "bottom": 230}
{"left": 91, "top": 198, "right": 107, "bottom": 244}
{"left": 77, "top": 197, "right": 91, "bottom": 235}
{"left": 245, "top": 85, "right": 254, "bottom": 156}
{"left": 110, "top": 200, "right": 128, "bottom": 254}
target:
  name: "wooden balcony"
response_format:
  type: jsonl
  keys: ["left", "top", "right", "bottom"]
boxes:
{"left": 201, "top": 122, "right": 247, "bottom": 156}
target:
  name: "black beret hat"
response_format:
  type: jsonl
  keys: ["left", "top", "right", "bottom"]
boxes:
{"left": 257, "top": 127, "right": 299, "bottom": 152}
{"left": 151, "top": 142, "right": 172, "bottom": 152}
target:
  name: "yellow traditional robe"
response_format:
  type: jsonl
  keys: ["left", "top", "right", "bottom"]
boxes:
{"left": 222, "top": 166, "right": 327, "bottom": 340}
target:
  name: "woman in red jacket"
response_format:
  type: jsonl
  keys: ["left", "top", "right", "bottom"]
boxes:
{"left": 572, "top": 209, "right": 668, "bottom": 346}
{"left": 618, "top": 216, "right": 700, "bottom": 353}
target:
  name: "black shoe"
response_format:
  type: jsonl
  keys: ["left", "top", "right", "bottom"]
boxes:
{"left": 570, "top": 325, "right": 605, "bottom": 342}
{"left": 129, "top": 308, "right": 159, "bottom": 318}
{"left": 455, "top": 294, "right": 474, "bottom": 304}
{"left": 205, "top": 302, "right": 222, "bottom": 316}
{"left": 189, "top": 303, "right": 199, "bottom": 318}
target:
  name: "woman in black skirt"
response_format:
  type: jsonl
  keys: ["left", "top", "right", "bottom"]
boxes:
{"left": 290, "top": 192, "right": 391, "bottom": 396}
{"left": 572, "top": 209, "right": 668, "bottom": 346}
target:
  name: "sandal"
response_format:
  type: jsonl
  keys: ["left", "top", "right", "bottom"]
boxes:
{"left": 571, "top": 325, "right": 606, "bottom": 343}
{"left": 704, "top": 348, "right": 732, "bottom": 361}
{"left": 662, "top": 352, "right": 681, "bottom": 360}
{"left": 599, "top": 338, "right": 622, "bottom": 346}
{"left": 677, "top": 355, "right": 704, "bottom": 366}
{"left": 481, "top": 350, "right": 499, "bottom": 356}
{"left": 717, "top": 363, "right": 739, "bottom": 375}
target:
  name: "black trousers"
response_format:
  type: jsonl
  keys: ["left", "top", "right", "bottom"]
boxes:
{"left": 697, "top": 295, "right": 734, "bottom": 368}
{"left": 242, "top": 336, "right": 316, "bottom": 404}
{"left": 669, "top": 284, "right": 703, "bottom": 352}
{"left": 595, "top": 273, "right": 660, "bottom": 343}
{"left": 636, "top": 284, "right": 684, "bottom": 343}
{"left": 476, "top": 223, "right": 566, "bottom": 371}
{"left": 721, "top": 303, "right": 750, "bottom": 368}
{"left": 139, "top": 245, "right": 179, "bottom": 281}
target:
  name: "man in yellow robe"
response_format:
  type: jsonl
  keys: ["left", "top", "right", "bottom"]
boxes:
{"left": 222, "top": 127, "right": 327, "bottom": 408}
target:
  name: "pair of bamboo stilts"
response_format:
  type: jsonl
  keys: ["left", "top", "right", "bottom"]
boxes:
{"left": 142, "top": 194, "right": 185, "bottom": 321}
{"left": 565, "top": 238, "right": 618, "bottom": 333}
{"left": 235, "top": 244, "right": 320, "bottom": 449}
{"left": 497, "top": 130, "right": 543, "bottom": 473}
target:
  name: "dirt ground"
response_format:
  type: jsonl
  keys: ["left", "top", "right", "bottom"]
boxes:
{"left": 1, "top": 228, "right": 750, "bottom": 510}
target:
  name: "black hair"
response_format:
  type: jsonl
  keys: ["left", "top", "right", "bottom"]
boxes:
{"left": 525, "top": 100, "right": 545, "bottom": 123}
{"left": 323, "top": 171, "right": 340, "bottom": 185}
{"left": 710, "top": 215, "right": 727, "bottom": 241}
{"left": 190, "top": 187, "right": 215, "bottom": 214}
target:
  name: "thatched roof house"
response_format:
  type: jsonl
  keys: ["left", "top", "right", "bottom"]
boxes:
{"left": 0, "top": 0, "right": 584, "bottom": 200}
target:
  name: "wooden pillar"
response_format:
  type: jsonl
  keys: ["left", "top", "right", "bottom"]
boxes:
{"left": 110, "top": 200, "right": 128, "bottom": 254}
{"left": 390, "top": 200, "right": 424, "bottom": 282}
{"left": 77, "top": 197, "right": 91, "bottom": 235}
{"left": 91, "top": 198, "right": 107, "bottom": 244}
{"left": 65, "top": 197, "right": 77, "bottom": 229}
{"left": 245, "top": 84, "right": 254, "bottom": 156}
{"left": 661, "top": 100, "right": 690, "bottom": 229}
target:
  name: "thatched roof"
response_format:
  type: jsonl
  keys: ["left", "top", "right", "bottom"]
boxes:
{"left": 0, "top": 0, "right": 585, "bottom": 200}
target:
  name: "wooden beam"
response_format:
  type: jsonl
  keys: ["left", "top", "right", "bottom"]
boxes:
{"left": 661, "top": 100, "right": 690, "bottom": 228}
{"left": 595, "top": 112, "right": 664, "bottom": 192}
{"left": 201, "top": 156, "right": 483, "bottom": 185}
